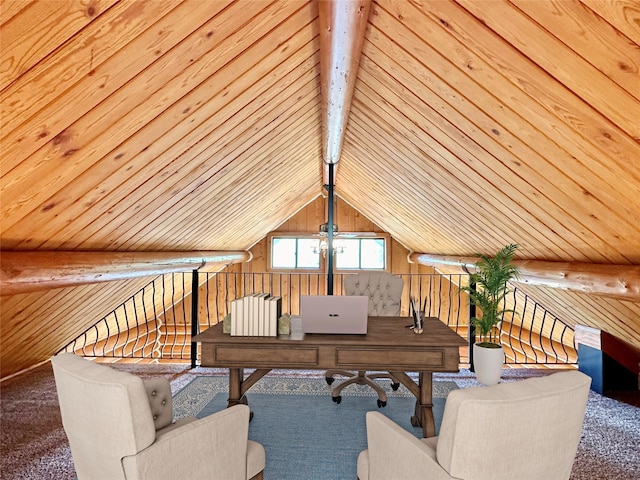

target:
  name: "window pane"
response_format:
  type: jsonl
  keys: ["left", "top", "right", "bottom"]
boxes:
{"left": 298, "top": 238, "right": 320, "bottom": 268}
{"left": 361, "top": 239, "right": 385, "bottom": 269}
{"left": 271, "top": 235, "right": 384, "bottom": 270}
{"left": 272, "top": 238, "right": 296, "bottom": 268}
{"left": 336, "top": 239, "right": 360, "bottom": 269}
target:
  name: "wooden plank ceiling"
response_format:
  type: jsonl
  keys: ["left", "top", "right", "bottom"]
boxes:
{"left": 1, "top": 0, "right": 639, "bottom": 377}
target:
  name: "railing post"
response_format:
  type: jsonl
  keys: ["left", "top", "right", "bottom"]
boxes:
{"left": 327, "top": 163, "right": 335, "bottom": 295}
{"left": 468, "top": 278, "right": 476, "bottom": 372}
{"left": 190, "top": 269, "right": 199, "bottom": 369}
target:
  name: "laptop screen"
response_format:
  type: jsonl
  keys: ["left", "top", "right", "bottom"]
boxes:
{"left": 300, "top": 295, "right": 369, "bottom": 334}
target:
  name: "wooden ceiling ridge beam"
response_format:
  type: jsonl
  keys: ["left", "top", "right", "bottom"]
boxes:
{"left": 319, "top": 0, "right": 371, "bottom": 185}
{"left": 0, "top": 251, "right": 251, "bottom": 296}
{"left": 409, "top": 252, "right": 640, "bottom": 302}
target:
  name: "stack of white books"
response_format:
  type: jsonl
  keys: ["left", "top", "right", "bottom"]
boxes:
{"left": 230, "top": 294, "right": 282, "bottom": 336}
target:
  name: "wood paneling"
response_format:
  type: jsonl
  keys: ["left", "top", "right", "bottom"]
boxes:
{"left": 246, "top": 195, "right": 418, "bottom": 275}
{"left": 1, "top": 0, "right": 639, "bottom": 377}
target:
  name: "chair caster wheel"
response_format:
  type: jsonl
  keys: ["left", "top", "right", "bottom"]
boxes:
{"left": 332, "top": 395, "right": 342, "bottom": 404}
{"left": 391, "top": 382, "right": 400, "bottom": 391}
{"left": 377, "top": 399, "right": 387, "bottom": 408}
{"left": 326, "top": 377, "right": 335, "bottom": 385}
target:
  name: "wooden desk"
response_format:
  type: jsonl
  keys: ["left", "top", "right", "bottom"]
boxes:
{"left": 193, "top": 316, "right": 466, "bottom": 437}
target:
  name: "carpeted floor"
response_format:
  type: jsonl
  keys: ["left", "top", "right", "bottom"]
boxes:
{"left": 1, "top": 362, "right": 639, "bottom": 479}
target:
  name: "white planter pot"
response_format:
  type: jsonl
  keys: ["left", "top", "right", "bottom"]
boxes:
{"left": 473, "top": 343, "right": 505, "bottom": 386}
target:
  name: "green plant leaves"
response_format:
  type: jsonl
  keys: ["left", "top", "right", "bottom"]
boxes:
{"left": 460, "top": 244, "right": 520, "bottom": 344}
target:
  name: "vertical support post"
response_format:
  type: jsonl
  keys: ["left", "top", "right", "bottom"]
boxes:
{"left": 468, "top": 278, "right": 477, "bottom": 372}
{"left": 327, "top": 162, "right": 335, "bottom": 295}
{"left": 190, "top": 269, "right": 199, "bottom": 369}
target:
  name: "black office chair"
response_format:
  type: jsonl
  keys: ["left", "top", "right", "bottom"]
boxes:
{"left": 325, "top": 271, "right": 404, "bottom": 407}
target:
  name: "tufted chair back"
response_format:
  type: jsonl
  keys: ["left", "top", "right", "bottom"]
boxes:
{"left": 344, "top": 272, "right": 404, "bottom": 316}
{"left": 358, "top": 371, "right": 591, "bottom": 480}
{"left": 51, "top": 353, "right": 266, "bottom": 480}
{"left": 51, "top": 353, "right": 165, "bottom": 479}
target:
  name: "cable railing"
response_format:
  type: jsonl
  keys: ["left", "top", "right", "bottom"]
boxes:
{"left": 502, "top": 286, "right": 577, "bottom": 366}
{"left": 61, "top": 271, "right": 577, "bottom": 367}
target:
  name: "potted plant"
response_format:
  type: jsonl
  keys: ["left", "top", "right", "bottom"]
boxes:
{"left": 461, "top": 243, "right": 520, "bottom": 385}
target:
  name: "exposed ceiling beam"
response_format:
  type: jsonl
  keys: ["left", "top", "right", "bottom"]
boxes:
{"left": 409, "top": 253, "right": 640, "bottom": 302}
{"left": 0, "top": 250, "right": 250, "bottom": 296}
{"left": 319, "top": 0, "right": 371, "bottom": 184}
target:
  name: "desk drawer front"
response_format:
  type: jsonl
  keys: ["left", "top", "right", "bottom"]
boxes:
{"left": 336, "top": 348, "right": 444, "bottom": 369}
{"left": 214, "top": 346, "right": 319, "bottom": 366}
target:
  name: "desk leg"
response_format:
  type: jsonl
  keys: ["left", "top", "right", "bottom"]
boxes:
{"left": 228, "top": 368, "right": 271, "bottom": 421}
{"left": 410, "top": 372, "right": 434, "bottom": 438}
{"left": 228, "top": 367, "right": 247, "bottom": 407}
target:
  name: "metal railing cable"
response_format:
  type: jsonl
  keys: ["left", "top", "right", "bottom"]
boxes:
{"left": 60, "top": 272, "right": 576, "bottom": 366}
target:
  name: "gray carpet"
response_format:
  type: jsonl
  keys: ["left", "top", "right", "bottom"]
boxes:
{"left": 1, "top": 363, "right": 639, "bottom": 479}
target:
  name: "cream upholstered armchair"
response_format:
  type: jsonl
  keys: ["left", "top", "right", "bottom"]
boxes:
{"left": 326, "top": 271, "right": 404, "bottom": 407}
{"left": 357, "top": 370, "right": 591, "bottom": 480}
{"left": 51, "top": 353, "right": 265, "bottom": 480}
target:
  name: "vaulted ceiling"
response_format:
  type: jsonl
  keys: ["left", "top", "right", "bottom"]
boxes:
{"left": 1, "top": 0, "right": 639, "bottom": 377}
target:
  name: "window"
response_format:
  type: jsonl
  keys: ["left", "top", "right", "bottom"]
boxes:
{"left": 336, "top": 238, "right": 386, "bottom": 270}
{"left": 269, "top": 233, "right": 388, "bottom": 271}
{"left": 271, "top": 237, "right": 320, "bottom": 269}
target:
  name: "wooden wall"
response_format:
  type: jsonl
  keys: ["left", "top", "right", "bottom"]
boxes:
{"left": 3, "top": 0, "right": 639, "bottom": 379}
{"left": 64, "top": 199, "right": 584, "bottom": 369}
{"left": 61, "top": 197, "right": 457, "bottom": 362}
{"left": 244, "top": 195, "right": 429, "bottom": 276}
{"left": 240, "top": 196, "right": 466, "bottom": 320}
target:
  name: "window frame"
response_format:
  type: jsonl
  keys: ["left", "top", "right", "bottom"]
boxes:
{"left": 267, "top": 233, "right": 322, "bottom": 272}
{"left": 334, "top": 233, "right": 390, "bottom": 273}
{"left": 267, "top": 232, "right": 390, "bottom": 273}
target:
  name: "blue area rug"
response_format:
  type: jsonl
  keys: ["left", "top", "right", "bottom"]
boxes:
{"left": 173, "top": 376, "right": 457, "bottom": 480}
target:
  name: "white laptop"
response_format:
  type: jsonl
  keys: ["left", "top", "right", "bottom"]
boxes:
{"left": 300, "top": 295, "right": 369, "bottom": 334}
